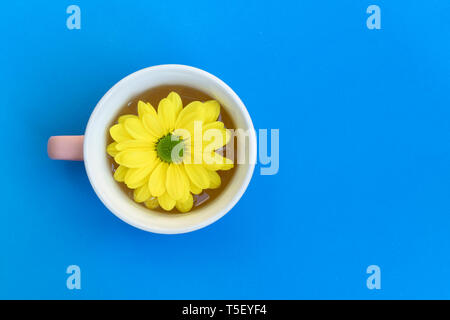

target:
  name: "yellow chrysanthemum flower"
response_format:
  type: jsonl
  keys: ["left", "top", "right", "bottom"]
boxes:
{"left": 106, "top": 92, "right": 234, "bottom": 213}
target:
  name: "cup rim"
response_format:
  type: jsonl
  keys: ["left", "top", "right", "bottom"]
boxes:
{"left": 84, "top": 64, "right": 256, "bottom": 234}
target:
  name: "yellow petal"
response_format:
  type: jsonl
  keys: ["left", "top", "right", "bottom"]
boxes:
{"left": 172, "top": 128, "right": 192, "bottom": 142}
{"left": 167, "top": 92, "right": 183, "bottom": 110}
{"left": 203, "top": 121, "right": 224, "bottom": 131}
{"left": 110, "top": 124, "right": 132, "bottom": 142}
{"left": 116, "top": 140, "right": 154, "bottom": 151}
{"left": 124, "top": 162, "right": 157, "bottom": 187}
{"left": 184, "top": 164, "right": 210, "bottom": 189}
{"left": 124, "top": 117, "right": 153, "bottom": 140}
{"left": 158, "top": 98, "right": 182, "bottom": 134}
{"left": 137, "top": 101, "right": 156, "bottom": 119}
{"left": 133, "top": 183, "right": 151, "bottom": 203}
{"left": 142, "top": 112, "right": 165, "bottom": 138}
{"left": 175, "top": 101, "right": 204, "bottom": 129}
{"left": 118, "top": 114, "right": 138, "bottom": 124}
{"left": 126, "top": 176, "right": 147, "bottom": 189}
{"left": 203, "top": 128, "right": 231, "bottom": 152}
{"left": 202, "top": 100, "right": 220, "bottom": 123}
{"left": 166, "top": 164, "right": 190, "bottom": 200}
{"left": 158, "top": 192, "right": 176, "bottom": 211}
{"left": 107, "top": 142, "right": 118, "bottom": 157}
{"left": 181, "top": 165, "right": 201, "bottom": 195}
{"left": 203, "top": 153, "right": 234, "bottom": 171}
{"left": 148, "top": 161, "right": 168, "bottom": 197}
{"left": 144, "top": 197, "right": 159, "bottom": 209}
{"left": 115, "top": 150, "right": 156, "bottom": 168}
{"left": 207, "top": 170, "right": 221, "bottom": 189}
{"left": 190, "top": 180, "right": 202, "bottom": 194}
{"left": 176, "top": 193, "right": 193, "bottom": 213}
{"left": 113, "top": 165, "right": 128, "bottom": 182}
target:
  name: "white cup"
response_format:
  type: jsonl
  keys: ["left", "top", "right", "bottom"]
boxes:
{"left": 48, "top": 65, "right": 257, "bottom": 234}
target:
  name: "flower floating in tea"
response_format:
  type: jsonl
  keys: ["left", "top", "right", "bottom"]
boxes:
{"left": 107, "top": 92, "right": 233, "bottom": 212}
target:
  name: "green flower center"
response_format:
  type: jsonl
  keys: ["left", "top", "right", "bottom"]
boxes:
{"left": 156, "top": 134, "right": 184, "bottom": 163}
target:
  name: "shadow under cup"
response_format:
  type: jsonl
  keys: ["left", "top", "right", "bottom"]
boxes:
{"left": 84, "top": 65, "right": 257, "bottom": 234}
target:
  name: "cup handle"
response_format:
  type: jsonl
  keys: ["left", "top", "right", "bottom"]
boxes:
{"left": 47, "top": 135, "right": 84, "bottom": 161}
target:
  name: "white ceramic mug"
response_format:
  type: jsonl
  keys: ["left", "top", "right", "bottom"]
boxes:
{"left": 48, "top": 65, "right": 257, "bottom": 234}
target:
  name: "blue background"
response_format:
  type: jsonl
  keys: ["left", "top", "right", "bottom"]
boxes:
{"left": 0, "top": 0, "right": 449, "bottom": 299}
